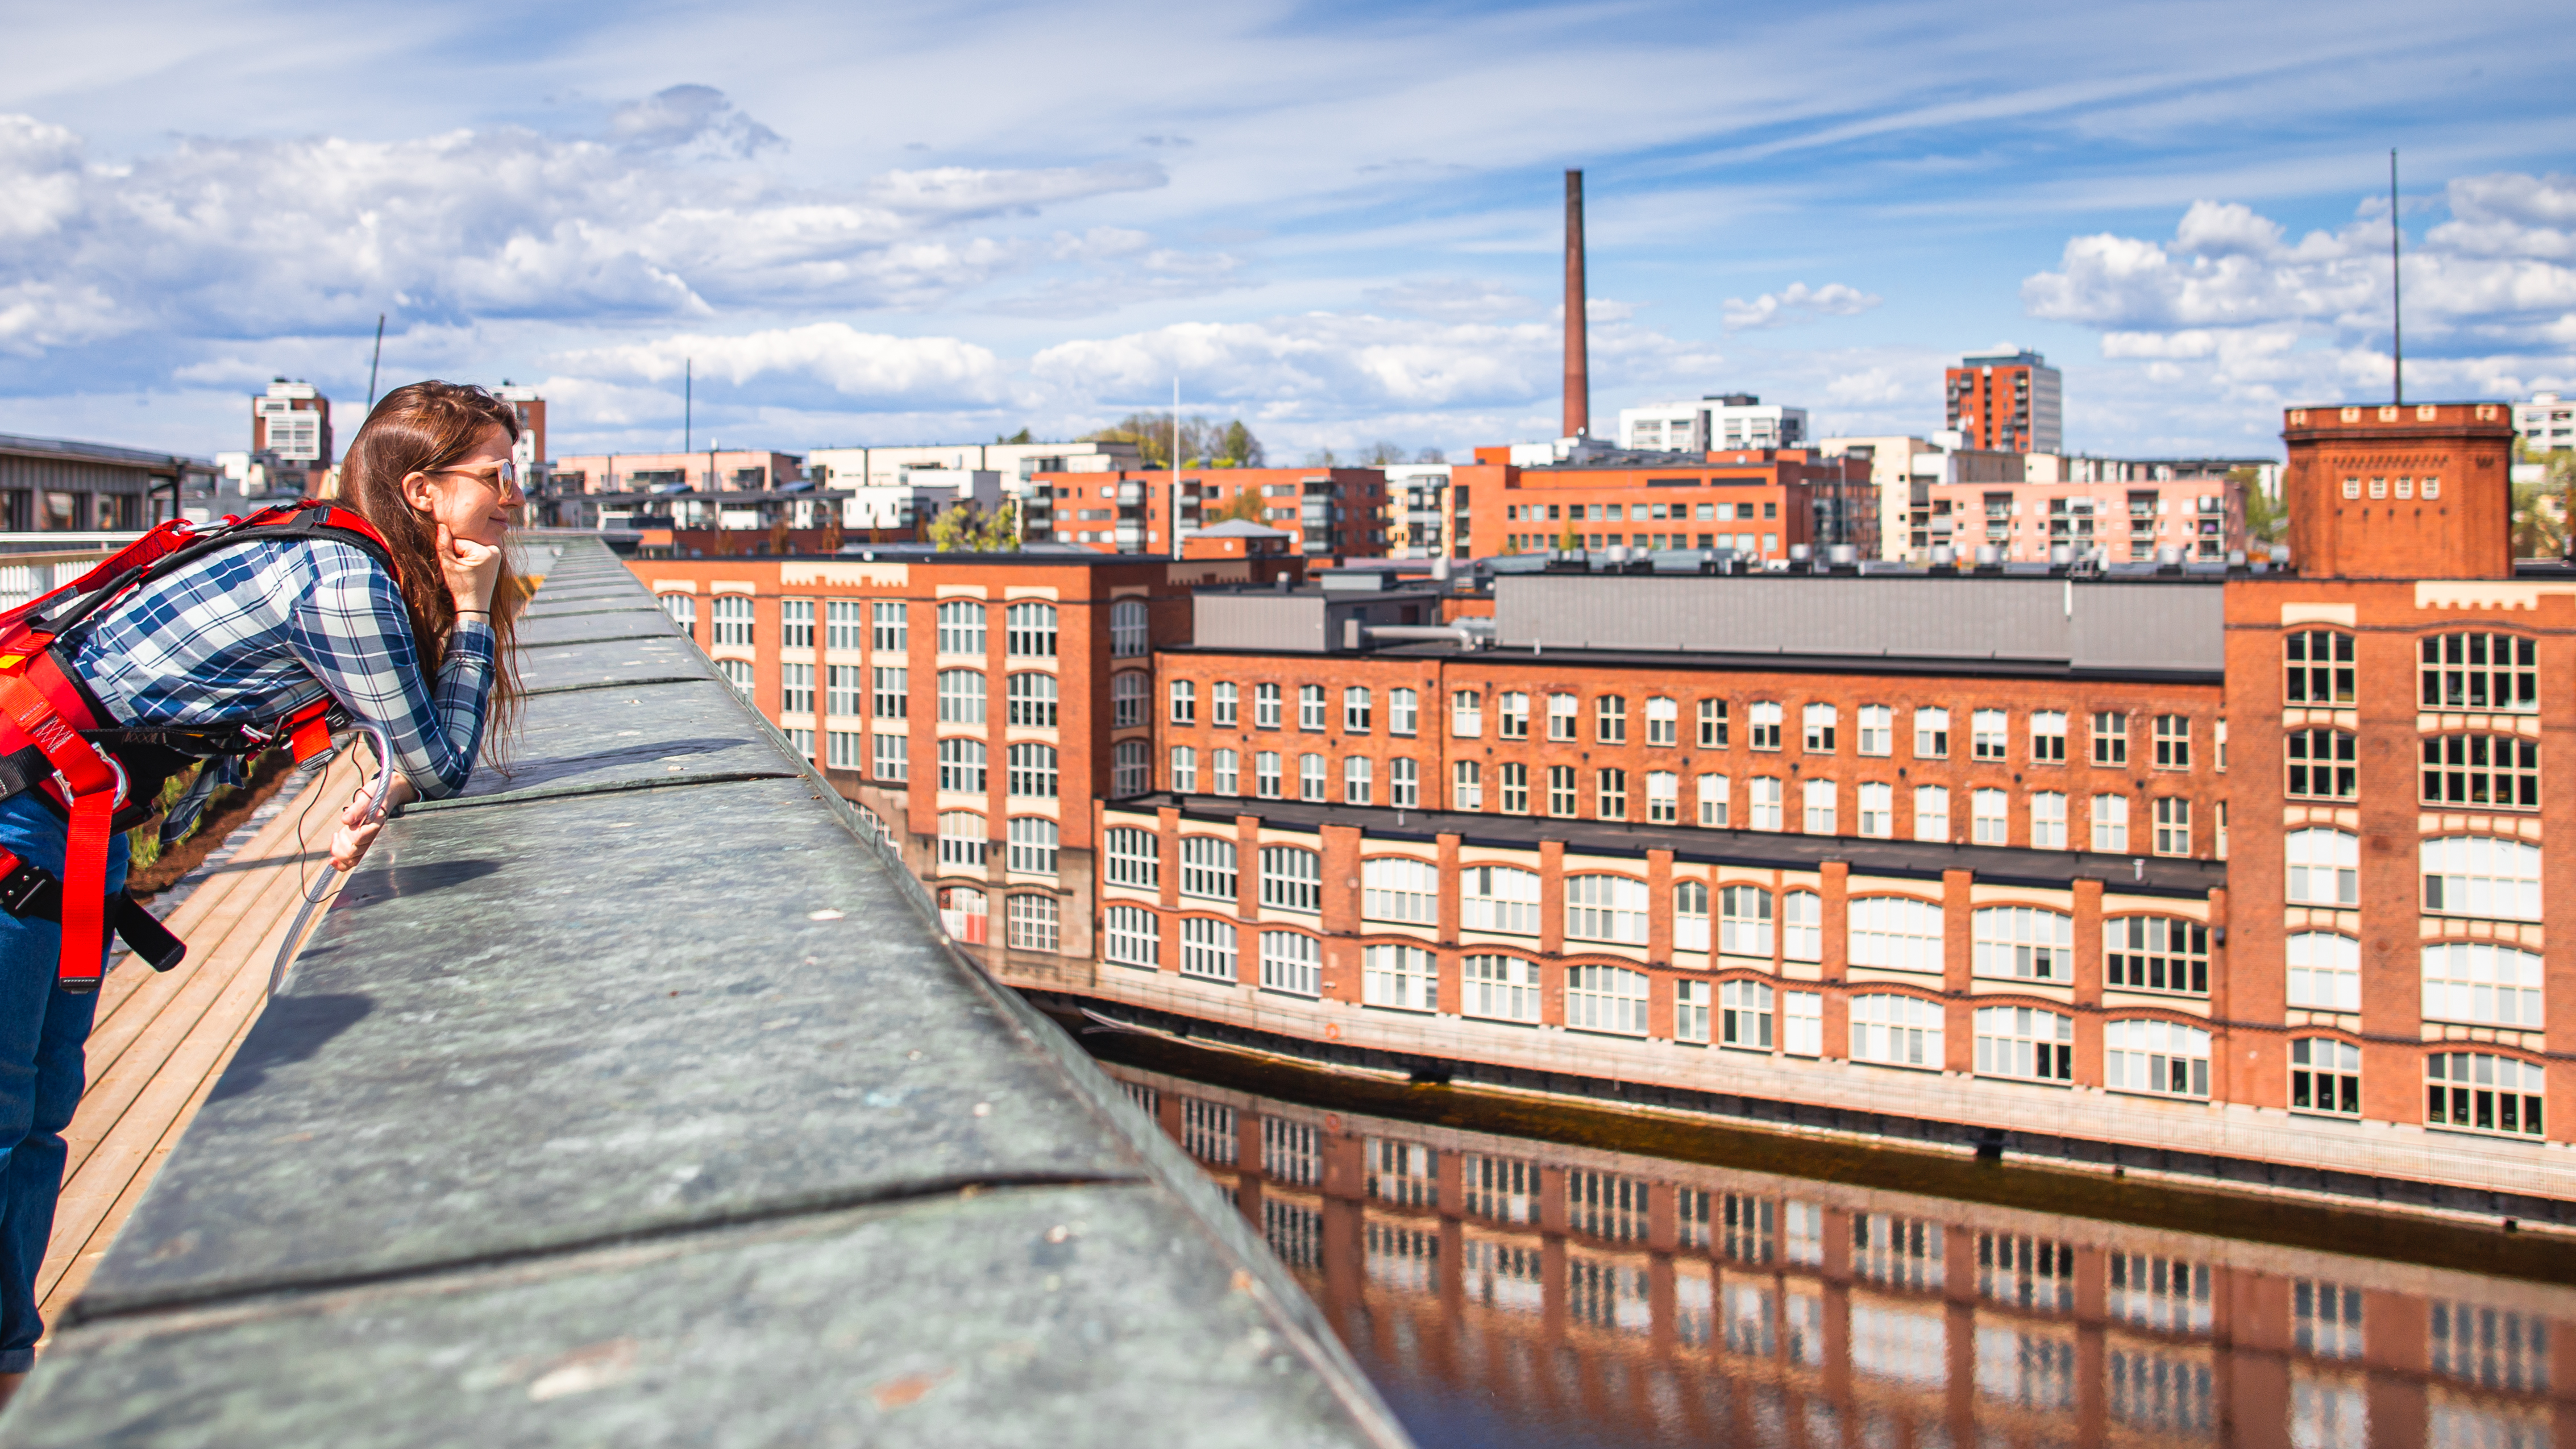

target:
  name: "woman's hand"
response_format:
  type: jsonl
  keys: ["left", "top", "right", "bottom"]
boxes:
{"left": 438, "top": 520, "right": 504, "bottom": 616}
{"left": 328, "top": 773, "right": 419, "bottom": 872}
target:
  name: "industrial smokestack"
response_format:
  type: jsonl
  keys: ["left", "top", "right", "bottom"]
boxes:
{"left": 1564, "top": 169, "right": 1589, "bottom": 439}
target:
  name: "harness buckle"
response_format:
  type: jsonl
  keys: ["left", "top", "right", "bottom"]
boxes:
{"left": 51, "top": 744, "right": 127, "bottom": 810}
{"left": 0, "top": 858, "right": 56, "bottom": 919}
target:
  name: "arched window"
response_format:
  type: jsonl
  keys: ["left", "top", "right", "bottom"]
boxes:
{"left": 2423, "top": 942, "right": 2544, "bottom": 1028}
{"left": 1783, "top": 891, "right": 1822, "bottom": 962}
{"left": 2422, "top": 837, "right": 2542, "bottom": 920}
{"left": 1005, "top": 601, "right": 1057, "bottom": 658}
{"left": 1460, "top": 865, "right": 1540, "bottom": 935}
{"left": 1362, "top": 944, "right": 1434, "bottom": 1011}
{"left": 1849, "top": 994, "right": 1942, "bottom": 1068}
{"left": 2420, "top": 633, "right": 2537, "bottom": 712}
{"left": 1110, "top": 598, "right": 1149, "bottom": 657}
{"left": 2285, "top": 728, "right": 2357, "bottom": 800}
{"left": 1005, "top": 816, "right": 1058, "bottom": 875}
{"left": 1111, "top": 740, "right": 1148, "bottom": 796}
{"left": 659, "top": 593, "right": 696, "bottom": 629}
{"left": 1103, "top": 904, "right": 1158, "bottom": 969}
{"left": 714, "top": 657, "right": 752, "bottom": 700}
{"left": 936, "top": 599, "right": 986, "bottom": 655}
{"left": 937, "top": 886, "right": 987, "bottom": 944}
{"left": 1718, "top": 886, "right": 1772, "bottom": 956}
{"left": 1260, "top": 846, "right": 1321, "bottom": 912}
{"left": 937, "top": 669, "right": 986, "bottom": 724}
{"left": 936, "top": 811, "right": 985, "bottom": 867}
{"left": 1179, "top": 917, "right": 1236, "bottom": 982}
{"left": 1462, "top": 955, "right": 1540, "bottom": 1022}
{"left": 1565, "top": 964, "right": 1648, "bottom": 1036}
{"left": 2286, "top": 933, "right": 2359, "bottom": 1011}
{"left": 1103, "top": 826, "right": 1157, "bottom": 887}
{"left": 1564, "top": 875, "right": 1648, "bottom": 944}
{"left": 1259, "top": 932, "right": 1320, "bottom": 997}
{"left": 2286, "top": 829, "right": 2359, "bottom": 906}
{"left": 1006, "top": 741, "right": 1057, "bottom": 799}
{"left": 1974, "top": 1006, "right": 2072, "bottom": 1082}
{"left": 1112, "top": 671, "right": 1148, "bottom": 728}
{"left": 1005, "top": 893, "right": 1059, "bottom": 952}
{"left": 2105, "top": 1020, "right": 2209, "bottom": 1097}
{"left": 1006, "top": 671, "right": 1058, "bottom": 727}
{"left": 1848, "top": 897, "right": 1943, "bottom": 973}
{"left": 2427, "top": 1053, "right": 2544, "bottom": 1137}
{"left": 1972, "top": 907, "right": 2074, "bottom": 981}
{"left": 1179, "top": 836, "right": 1237, "bottom": 901}
{"left": 1673, "top": 881, "right": 1711, "bottom": 952}
{"left": 710, "top": 593, "right": 754, "bottom": 647}
{"left": 1362, "top": 857, "right": 1438, "bottom": 924}
{"left": 936, "top": 737, "right": 986, "bottom": 794}
{"left": 2104, "top": 917, "right": 2208, "bottom": 995}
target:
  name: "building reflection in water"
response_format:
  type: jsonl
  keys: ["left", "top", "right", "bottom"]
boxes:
{"left": 1107, "top": 1062, "right": 2571, "bottom": 1449}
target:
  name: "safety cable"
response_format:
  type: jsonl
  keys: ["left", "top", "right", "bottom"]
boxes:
{"left": 266, "top": 721, "right": 396, "bottom": 997}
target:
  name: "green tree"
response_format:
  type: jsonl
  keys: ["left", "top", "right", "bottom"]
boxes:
{"left": 1362, "top": 441, "right": 1407, "bottom": 466}
{"left": 995, "top": 426, "right": 1034, "bottom": 445}
{"left": 1557, "top": 520, "right": 1582, "bottom": 552}
{"left": 2512, "top": 454, "right": 2571, "bottom": 559}
{"left": 924, "top": 501, "right": 1021, "bottom": 553}
{"left": 2234, "top": 466, "right": 2286, "bottom": 546}
{"left": 1081, "top": 413, "right": 1264, "bottom": 470}
{"left": 1206, "top": 489, "right": 1268, "bottom": 525}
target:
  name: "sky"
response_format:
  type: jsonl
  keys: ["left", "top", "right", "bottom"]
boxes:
{"left": 1, "top": 0, "right": 2571, "bottom": 466}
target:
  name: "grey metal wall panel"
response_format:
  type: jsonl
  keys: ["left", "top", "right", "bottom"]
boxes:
{"left": 1493, "top": 574, "right": 2221, "bottom": 672}
{"left": 1195, "top": 591, "right": 1327, "bottom": 653}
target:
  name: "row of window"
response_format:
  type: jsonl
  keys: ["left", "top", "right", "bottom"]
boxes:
{"left": 1103, "top": 923, "right": 2545, "bottom": 1140}
{"left": 2284, "top": 628, "right": 2541, "bottom": 713}
{"left": 665, "top": 595, "right": 1153, "bottom": 658}
{"left": 1166, "top": 749, "right": 2207, "bottom": 852}
{"left": 1175, "top": 686, "right": 2205, "bottom": 769}
{"left": 2283, "top": 727, "right": 2539, "bottom": 809}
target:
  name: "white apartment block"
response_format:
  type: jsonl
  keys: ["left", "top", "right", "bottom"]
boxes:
{"left": 2517, "top": 392, "right": 2573, "bottom": 452}
{"left": 806, "top": 440, "right": 1142, "bottom": 490}
{"left": 1618, "top": 394, "right": 1808, "bottom": 453}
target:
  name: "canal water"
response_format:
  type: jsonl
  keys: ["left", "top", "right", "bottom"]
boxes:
{"left": 1096, "top": 1048, "right": 2570, "bottom": 1448}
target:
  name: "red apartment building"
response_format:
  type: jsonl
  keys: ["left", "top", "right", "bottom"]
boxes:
{"left": 1463, "top": 451, "right": 1877, "bottom": 562}
{"left": 1035, "top": 467, "right": 1389, "bottom": 559}
{"left": 1945, "top": 351, "right": 2064, "bottom": 455}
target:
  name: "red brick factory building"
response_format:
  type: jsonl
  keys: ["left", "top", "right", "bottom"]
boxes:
{"left": 634, "top": 399, "right": 2573, "bottom": 1217}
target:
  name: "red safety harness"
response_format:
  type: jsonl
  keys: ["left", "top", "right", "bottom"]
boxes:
{"left": 0, "top": 500, "right": 397, "bottom": 991}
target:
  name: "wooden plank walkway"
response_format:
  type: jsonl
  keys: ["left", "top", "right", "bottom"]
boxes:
{"left": 34, "top": 753, "right": 362, "bottom": 1325}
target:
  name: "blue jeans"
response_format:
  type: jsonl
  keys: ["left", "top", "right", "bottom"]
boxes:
{"left": 0, "top": 795, "right": 126, "bottom": 1371}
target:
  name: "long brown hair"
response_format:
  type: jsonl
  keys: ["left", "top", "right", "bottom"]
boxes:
{"left": 335, "top": 380, "right": 525, "bottom": 752}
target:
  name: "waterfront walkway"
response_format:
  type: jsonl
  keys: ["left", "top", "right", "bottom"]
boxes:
{"left": 4, "top": 535, "right": 1404, "bottom": 1447}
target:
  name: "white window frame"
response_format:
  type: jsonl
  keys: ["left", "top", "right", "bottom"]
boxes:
{"left": 2286, "top": 932, "right": 2361, "bottom": 1011}
{"left": 1363, "top": 943, "right": 1435, "bottom": 1012}
{"left": 2423, "top": 941, "right": 2544, "bottom": 1028}
{"left": 1362, "top": 857, "right": 1439, "bottom": 925}
{"left": 1179, "top": 916, "right": 1237, "bottom": 982}
{"left": 2287, "top": 828, "right": 2360, "bottom": 907}
{"left": 1848, "top": 896, "right": 1943, "bottom": 974}
{"left": 1260, "top": 931, "right": 1320, "bottom": 997}
{"left": 1913, "top": 784, "right": 1949, "bottom": 842}
{"left": 1462, "top": 954, "right": 1540, "bottom": 1023}
{"left": 1849, "top": 993, "right": 1943, "bottom": 1069}
{"left": 1103, "top": 904, "right": 1159, "bottom": 969}
{"left": 2104, "top": 1019, "right": 2211, "bottom": 1098}
{"left": 1564, "top": 874, "right": 1649, "bottom": 945}
{"left": 1973, "top": 906, "right": 2075, "bottom": 982}
{"left": 1460, "top": 865, "right": 1540, "bottom": 935}
{"left": 1565, "top": 964, "right": 1649, "bottom": 1036}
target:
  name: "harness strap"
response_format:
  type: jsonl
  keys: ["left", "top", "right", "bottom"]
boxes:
{"left": 0, "top": 849, "right": 185, "bottom": 981}
{"left": 0, "top": 658, "right": 120, "bottom": 989}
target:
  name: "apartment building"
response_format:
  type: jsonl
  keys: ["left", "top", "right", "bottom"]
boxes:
{"left": 1945, "top": 352, "right": 2063, "bottom": 455}
{"left": 1038, "top": 467, "right": 1389, "bottom": 558}
{"left": 550, "top": 449, "right": 805, "bottom": 494}
{"left": 1925, "top": 472, "right": 2248, "bottom": 564}
{"left": 1619, "top": 394, "right": 1809, "bottom": 453}
{"left": 1465, "top": 451, "right": 1877, "bottom": 562}
{"left": 2516, "top": 392, "right": 2573, "bottom": 454}
{"left": 633, "top": 547, "right": 1303, "bottom": 987}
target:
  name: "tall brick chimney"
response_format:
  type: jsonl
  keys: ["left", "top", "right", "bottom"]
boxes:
{"left": 1564, "top": 169, "right": 1589, "bottom": 439}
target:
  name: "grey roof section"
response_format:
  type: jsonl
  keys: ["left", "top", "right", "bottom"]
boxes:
{"left": 1191, "top": 518, "right": 1295, "bottom": 539}
{"left": 1129, "top": 793, "right": 2226, "bottom": 898}
{"left": 14, "top": 535, "right": 1408, "bottom": 1448}
{"left": 1491, "top": 571, "right": 2225, "bottom": 676}
{"left": 0, "top": 431, "right": 210, "bottom": 471}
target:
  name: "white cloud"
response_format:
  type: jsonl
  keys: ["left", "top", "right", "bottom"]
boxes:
{"left": 1358, "top": 279, "right": 1545, "bottom": 323}
{"left": 550, "top": 323, "right": 1009, "bottom": 408}
{"left": 0, "top": 99, "right": 1167, "bottom": 372}
{"left": 1721, "top": 281, "right": 1882, "bottom": 331}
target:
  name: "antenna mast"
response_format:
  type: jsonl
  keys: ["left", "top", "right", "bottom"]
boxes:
{"left": 684, "top": 358, "right": 693, "bottom": 455}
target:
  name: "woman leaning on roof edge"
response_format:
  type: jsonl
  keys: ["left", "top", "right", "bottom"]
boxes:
{"left": 0, "top": 381, "right": 525, "bottom": 1408}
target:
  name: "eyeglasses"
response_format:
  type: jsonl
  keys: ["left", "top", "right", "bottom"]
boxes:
{"left": 441, "top": 459, "right": 519, "bottom": 490}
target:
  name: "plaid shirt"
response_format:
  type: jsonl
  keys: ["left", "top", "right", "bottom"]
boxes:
{"left": 68, "top": 538, "right": 497, "bottom": 799}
